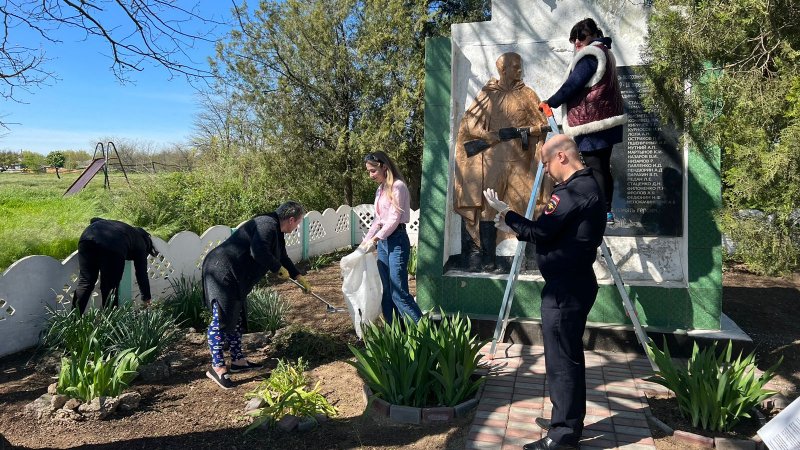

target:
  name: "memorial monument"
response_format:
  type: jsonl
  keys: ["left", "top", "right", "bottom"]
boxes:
{"left": 415, "top": 0, "right": 723, "bottom": 333}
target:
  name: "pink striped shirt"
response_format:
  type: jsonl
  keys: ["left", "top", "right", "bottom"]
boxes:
{"left": 364, "top": 180, "right": 411, "bottom": 241}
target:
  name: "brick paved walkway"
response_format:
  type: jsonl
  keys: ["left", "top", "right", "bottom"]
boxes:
{"left": 467, "top": 343, "right": 670, "bottom": 450}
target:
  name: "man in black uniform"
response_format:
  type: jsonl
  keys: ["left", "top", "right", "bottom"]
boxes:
{"left": 202, "top": 200, "right": 312, "bottom": 389}
{"left": 484, "top": 134, "right": 606, "bottom": 450}
{"left": 72, "top": 218, "right": 158, "bottom": 314}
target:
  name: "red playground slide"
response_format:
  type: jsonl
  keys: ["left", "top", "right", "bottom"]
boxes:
{"left": 63, "top": 158, "right": 106, "bottom": 196}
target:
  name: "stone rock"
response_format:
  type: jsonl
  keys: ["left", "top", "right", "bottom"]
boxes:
{"left": 50, "top": 394, "right": 69, "bottom": 410}
{"left": 47, "top": 383, "right": 58, "bottom": 395}
{"left": 78, "top": 396, "right": 120, "bottom": 420}
{"left": 185, "top": 332, "right": 207, "bottom": 345}
{"left": 297, "top": 417, "right": 317, "bottom": 432}
{"left": 53, "top": 408, "right": 84, "bottom": 422}
{"left": 241, "top": 332, "right": 273, "bottom": 351}
{"left": 138, "top": 360, "right": 171, "bottom": 382}
{"left": 25, "top": 394, "right": 55, "bottom": 420}
{"left": 64, "top": 398, "right": 82, "bottom": 411}
{"left": 117, "top": 392, "right": 141, "bottom": 411}
{"left": 277, "top": 414, "right": 299, "bottom": 431}
{"left": 314, "top": 413, "right": 329, "bottom": 423}
{"left": 166, "top": 354, "right": 194, "bottom": 372}
{"left": 244, "top": 397, "right": 265, "bottom": 413}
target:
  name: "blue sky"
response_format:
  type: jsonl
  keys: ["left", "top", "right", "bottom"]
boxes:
{"left": 0, "top": 3, "right": 238, "bottom": 154}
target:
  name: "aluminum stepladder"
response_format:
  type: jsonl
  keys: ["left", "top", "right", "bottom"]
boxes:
{"left": 486, "top": 105, "right": 658, "bottom": 370}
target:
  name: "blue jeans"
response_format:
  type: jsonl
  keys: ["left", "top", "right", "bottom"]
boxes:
{"left": 377, "top": 227, "right": 422, "bottom": 325}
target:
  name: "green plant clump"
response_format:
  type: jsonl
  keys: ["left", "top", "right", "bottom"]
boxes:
{"left": 107, "top": 306, "right": 181, "bottom": 365}
{"left": 646, "top": 338, "right": 781, "bottom": 432}
{"left": 57, "top": 329, "right": 154, "bottom": 402}
{"left": 161, "top": 276, "right": 210, "bottom": 329}
{"left": 272, "top": 323, "right": 345, "bottom": 362}
{"left": 407, "top": 245, "right": 417, "bottom": 277}
{"left": 348, "top": 312, "right": 486, "bottom": 407}
{"left": 244, "top": 357, "right": 337, "bottom": 432}
{"left": 247, "top": 287, "right": 289, "bottom": 333}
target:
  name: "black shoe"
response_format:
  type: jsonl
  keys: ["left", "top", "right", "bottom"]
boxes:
{"left": 535, "top": 417, "right": 551, "bottom": 431}
{"left": 522, "top": 437, "right": 579, "bottom": 450}
{"left": 229, "top": 360, "right": 263, "bottom": 373}
{"left": 206, "top": 370, "right": 234, "bottom": 389}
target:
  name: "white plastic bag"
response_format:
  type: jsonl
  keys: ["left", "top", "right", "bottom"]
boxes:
{"left": 340, "top": 247, "right": 382, "bottom": 338}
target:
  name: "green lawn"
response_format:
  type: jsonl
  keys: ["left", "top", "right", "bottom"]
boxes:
{"left": 0, "top": 171, "right": 153, "bottom": 271}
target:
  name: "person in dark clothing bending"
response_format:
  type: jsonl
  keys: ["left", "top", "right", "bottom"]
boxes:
{"left": 540, "top": 18, "right": 626, "bottom": 224}
{"left": 485, "top": 135, "right": 606, "bottom": 450}
{"left": 72, "top": 218, "right": 158, "bottom": 314}
{"left": 202, "top": 201, "right": 312, "bottom": 389}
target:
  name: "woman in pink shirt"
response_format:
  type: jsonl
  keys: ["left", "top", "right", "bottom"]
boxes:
{"left": 361, "top": 151, "right": 423, "bottom": 324}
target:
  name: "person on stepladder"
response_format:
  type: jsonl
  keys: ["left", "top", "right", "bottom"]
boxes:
{"left": 540, "top": 18, "right": 626, "bottom": 225}
{"left": 484, "top": 134, "right": 606, "bottom": 450}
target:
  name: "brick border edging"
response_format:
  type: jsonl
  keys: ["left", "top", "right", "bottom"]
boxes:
{"left": 361, "top": 385, "right": 482, "bottom": 425}
{"left": 644, "top": 409, "right": 766, "bottom": 449}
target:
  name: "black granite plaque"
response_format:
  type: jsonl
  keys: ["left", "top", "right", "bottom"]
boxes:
{"left": 608, "top": 66, "right": 682, "bottom": 236}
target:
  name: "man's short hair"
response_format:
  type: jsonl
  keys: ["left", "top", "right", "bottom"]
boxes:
{"left": 276, "top": 200, "right": 305, "bottom": 221}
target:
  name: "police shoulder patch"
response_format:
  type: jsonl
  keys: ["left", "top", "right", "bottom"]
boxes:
{"left": 544, "top": 194, "right": 560, "bottom": 215}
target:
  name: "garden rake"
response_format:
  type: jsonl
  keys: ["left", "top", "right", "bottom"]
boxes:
{"left": 288, "top": 278, "right": 348, "bottom": 313}
{"left": 487, "top": 104, "right": 658, "bottom": 371}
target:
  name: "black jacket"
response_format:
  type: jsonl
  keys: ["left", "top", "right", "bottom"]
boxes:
{"left": 202, "top": 212, "right": 300, "bottom": 310}
{"left": 505, "top": 168, "right": 606, "bottom": 279}
{"left": 79, "top": 218, "right": 155, "bottom": 300}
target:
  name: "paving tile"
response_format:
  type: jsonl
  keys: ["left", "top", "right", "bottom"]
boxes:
{"left": 465, "top": 440, "right": 502, "bottom": 450}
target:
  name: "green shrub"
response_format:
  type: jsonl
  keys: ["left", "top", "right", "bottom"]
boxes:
{"left": 308, "top": 253, "right": 337, "bottom": 271}
{"left": 41, "top": 306, "right": 117, "bottom": 354}
{"left": 720, "top": 210, "right": 800, "bottom": 276}
{"left": 244, "top": 357, "right": 337, "bottom": 432}
{"left": 247, "top": 287, "right": 288, "bottom": 333}
{"left": 57, "top": 329, "right": 154, "bottom": 402}
{"left": 348, "top": 312, "right": 486, "bottom": 407}
{"left": 161, "top": 276, "right": 209, "bottom": 329}
{"left": 107, "top": 306, "right": 181, "bottom": 364}
{"left": 646, "top": 338, "right": 781, "bottom": 432}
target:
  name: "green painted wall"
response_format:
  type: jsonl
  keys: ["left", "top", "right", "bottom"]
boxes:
{"left": 417, "top": 37, "right": 723, "bottom": 331}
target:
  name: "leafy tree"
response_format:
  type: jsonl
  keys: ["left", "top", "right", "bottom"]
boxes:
{"left": 208, "top": 0, "right": 490, "bottom": 208}
{"left": 0, "top": 150, "right": 18, "bottom": 170}
{"left": 62, "top": 150, "right": 92, "bottom": 170}
{"left": 46, "top": 150, "right": 66, "bottom": 178}
{"left": 643, "top": 0, "right": 800, "bottom": 273}
{"left": 20, "top": 150, "right": 45, "bottom": 171}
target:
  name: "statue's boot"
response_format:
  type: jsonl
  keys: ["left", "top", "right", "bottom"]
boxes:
{"left": 479, "top": 221, "right": 497, "bottom": 272}
{"left": 461, "top": 221, "right": 482, "bottom": 272}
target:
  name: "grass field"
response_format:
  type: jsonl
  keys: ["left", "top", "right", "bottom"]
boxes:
{"left": 0, "top": 171, "right": 155, "bottom": 271}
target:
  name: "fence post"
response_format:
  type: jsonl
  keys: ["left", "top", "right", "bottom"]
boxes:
{"left": 301, "top": 216, "right": 309, "bottom": 260}
{"left": 350, "top": 209, "right": 357, "bottom": 247}
{"left": 119, "top": 261, "right": 133, "bottom": 305}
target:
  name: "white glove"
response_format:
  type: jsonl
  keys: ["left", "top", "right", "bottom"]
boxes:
{"left": 483, "top": 188, "right": 510, "bottom": 214}
{"left": 494, "top": 212, "right": 515, "bottom": 234}
{"left": 360, "top": 239, "right": 376, "bottom": 253}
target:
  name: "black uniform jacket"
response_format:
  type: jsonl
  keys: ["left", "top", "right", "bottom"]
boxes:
{"left": 202, "top": 212, "right": 300, "bottom": 324}
{"left": 79, "top": 218, "right": 154, "bottom": 300}
{"left": 505, "top": 168, "right": 606, "bottom": 280}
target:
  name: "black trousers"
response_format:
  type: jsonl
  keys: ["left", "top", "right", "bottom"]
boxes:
{"left": 582, "top": 147, "right": 613, "bottom": 212}
{"left": 540, "top": 273, "right": 598, "bottom": 446}
{"left": 72, "top": 240, "right": 126, "bottom": 314}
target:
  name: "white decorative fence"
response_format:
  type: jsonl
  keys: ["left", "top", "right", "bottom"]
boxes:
{"left": 0, "top": 205, "right": 420, "bottom": 358}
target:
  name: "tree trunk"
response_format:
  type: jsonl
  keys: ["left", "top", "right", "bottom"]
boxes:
{"left": 55, "top": 168, "right": 60, "bottom": 179}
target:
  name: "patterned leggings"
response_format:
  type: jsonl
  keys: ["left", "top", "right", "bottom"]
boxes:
{"left": 207, "top": 301, "right": 244, "bottom": 368}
